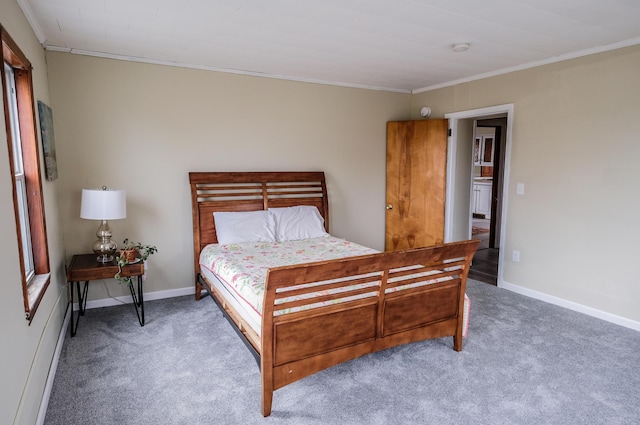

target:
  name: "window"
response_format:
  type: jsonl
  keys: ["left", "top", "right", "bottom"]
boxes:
{"left": 1, "top": 25, "right": 50, "bottom": 323}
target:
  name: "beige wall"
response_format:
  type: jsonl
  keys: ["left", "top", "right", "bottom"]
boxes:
{"left": 0, "top": 0, "right": 68, "bottom": 424}
{"left": 46, "top": 52, "right": 411, "bottom": 301}
{"left": 46, "top": 45, "right": 640, "bottom": 325}
{"left": 412, "top": 45, "right": 640, "bottom": 323}
{"left": 451, "top": 118, "right": 474, "bottom": 242}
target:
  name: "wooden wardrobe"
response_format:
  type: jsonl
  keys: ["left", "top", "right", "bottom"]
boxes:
{"left": 385, "top": 119, "right": 448, "bottom": 251}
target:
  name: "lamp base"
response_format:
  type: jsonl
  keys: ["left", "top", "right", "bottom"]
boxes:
{"left": 92, "top": 220, "right": 117, "bottom": 263}
{"left": 94, "top": 252, "right": 115, "bottom": 263}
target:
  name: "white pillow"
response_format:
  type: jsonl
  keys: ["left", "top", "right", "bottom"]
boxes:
{"left": 213, "top": 210, "right": 276, "bottom": 245}
{"left": 269, "top": 205, "right": 329, "bottom": 241}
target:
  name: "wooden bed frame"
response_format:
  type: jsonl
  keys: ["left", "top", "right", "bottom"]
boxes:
{"left": 189, "top": 171, "right": 479, "bottom": 416}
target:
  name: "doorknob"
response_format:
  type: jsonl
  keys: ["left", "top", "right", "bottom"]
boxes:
{"left": 386, "top": 204, "right": 393, "bottom": 210}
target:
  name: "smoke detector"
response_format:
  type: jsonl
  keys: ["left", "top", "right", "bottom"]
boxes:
{"left": 452, "top": 43, "right": 470, "bottom": 52}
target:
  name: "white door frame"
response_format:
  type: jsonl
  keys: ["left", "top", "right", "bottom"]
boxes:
{"left": 445, "top": 104, "right": 514, "bottom": 287}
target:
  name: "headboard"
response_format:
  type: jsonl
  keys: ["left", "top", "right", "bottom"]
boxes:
{"left": 189, "top": 171, "right": 329, "bottom": 257}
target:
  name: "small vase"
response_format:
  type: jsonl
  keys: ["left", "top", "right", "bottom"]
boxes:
{"left": 120, "top": 249, "right": 137, "bottom": 262}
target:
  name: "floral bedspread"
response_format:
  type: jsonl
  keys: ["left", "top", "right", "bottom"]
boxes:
{"left": 199, "top": 236, "right": 378, "bottom": 316}
{"left": 199, "top": 236, "right": 470, "bottom": 337}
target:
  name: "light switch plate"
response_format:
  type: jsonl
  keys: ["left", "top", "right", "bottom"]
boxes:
{"left": 512, "top": 250, "right": 520, "bottom": 262}
{"left": 516, "top": 183, "right": 525, "bottom": 195}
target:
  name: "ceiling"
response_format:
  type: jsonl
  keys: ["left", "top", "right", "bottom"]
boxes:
{"left": 18, "top": 0, "right": 640, "bottom": 93}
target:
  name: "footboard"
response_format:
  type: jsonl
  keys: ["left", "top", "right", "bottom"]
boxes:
{"left": 260, "top": 239, "right": 479, "bottom": 416}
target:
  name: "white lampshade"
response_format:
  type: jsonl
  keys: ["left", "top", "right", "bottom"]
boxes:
{"left": 80, "top": 187, "right": 126, "bottom": 220}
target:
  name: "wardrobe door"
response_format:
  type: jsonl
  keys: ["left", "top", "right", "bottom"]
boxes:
{"left": 385, "top": 119, "right": 448, "bottom": 251}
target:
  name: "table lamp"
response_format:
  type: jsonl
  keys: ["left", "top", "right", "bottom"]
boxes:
{"left": 80, "top": 186, "right": 126, "bottom": 263}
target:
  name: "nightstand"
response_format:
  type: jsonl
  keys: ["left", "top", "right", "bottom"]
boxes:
{"left": 66, "top": 253, "right": 146, "bottom": 336}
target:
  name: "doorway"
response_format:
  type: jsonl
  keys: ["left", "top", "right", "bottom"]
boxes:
{"left": 469, "top": 118, "right": 506, "bottom": 284}
{"left": 444, "top": 104, "right": 513, "bottom": 288}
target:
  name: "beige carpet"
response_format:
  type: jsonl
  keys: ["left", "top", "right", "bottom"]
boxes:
{"left": 44, "top": 280, "right": 640, "bottom": 424}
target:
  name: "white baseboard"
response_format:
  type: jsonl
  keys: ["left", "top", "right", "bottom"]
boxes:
{"left": 36, "top": 302, "right": 70, "bottom": 425}
{"left": 500, "top": 280, "right": 640, "bottom": 332}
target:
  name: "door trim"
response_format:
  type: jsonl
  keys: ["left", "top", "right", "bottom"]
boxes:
{"left": 445, "top": 104, "right": 514, "bottom": 287}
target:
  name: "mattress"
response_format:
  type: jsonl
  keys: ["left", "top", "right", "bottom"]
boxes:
{"left": 199, "top": 236, "right": 470, "bottom": 337}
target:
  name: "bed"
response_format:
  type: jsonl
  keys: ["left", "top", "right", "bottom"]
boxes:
{"left": 189, "top": 171, "right": 479, "bottom": 416}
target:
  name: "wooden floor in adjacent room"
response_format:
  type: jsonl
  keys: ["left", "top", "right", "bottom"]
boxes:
{"left": 470, "top": 218, "right": 498, "bottom": 285}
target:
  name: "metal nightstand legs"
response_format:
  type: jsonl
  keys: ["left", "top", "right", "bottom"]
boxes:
{"left": 128, "top": 275, "right": 145, "bottom": 326}
{"left": 69, "top": 280, "right": 89, "bottom": 337}
{"left": 68, "top": 275, "right": 145, "bottom": 336}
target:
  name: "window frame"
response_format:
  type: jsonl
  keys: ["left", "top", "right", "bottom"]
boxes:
{"left": 5, "top": 63, "right": 35, "bottom": 281}
{"left": 1, "top": 24, "right": 51, "bottom": 323}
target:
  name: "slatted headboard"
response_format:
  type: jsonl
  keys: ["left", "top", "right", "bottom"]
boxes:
{"left": 189, "top": 172, "right": 329, "bottom": 283}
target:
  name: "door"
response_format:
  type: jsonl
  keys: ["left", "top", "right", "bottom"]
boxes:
{"left": 468, "top": 119, "right": 506, "bottom": 285}
{"left": 385, "top": 119, "right": 448, "bottom": 251}
{"left": 475, "top": 122, "right": 504, "bottom": 248}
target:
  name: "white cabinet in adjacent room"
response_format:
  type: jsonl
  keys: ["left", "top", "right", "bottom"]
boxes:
{"left": 473, "top": 182, "right": 492, "bottom": 218}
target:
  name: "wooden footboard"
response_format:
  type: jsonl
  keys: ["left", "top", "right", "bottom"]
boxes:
{"left": 260, "top": 239, "right": 479, "bottom": 416}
